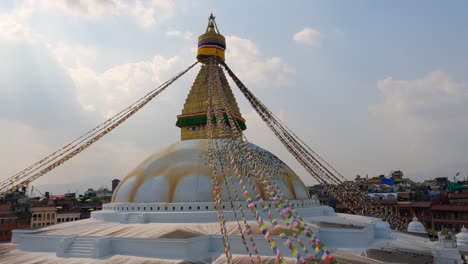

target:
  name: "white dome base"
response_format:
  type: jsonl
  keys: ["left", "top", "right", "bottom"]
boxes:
{"left": 93, "top": 199, "right": 329, "bottom": 224}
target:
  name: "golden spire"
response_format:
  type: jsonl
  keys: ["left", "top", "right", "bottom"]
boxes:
{"left": 176, "top": 14, "right": 246, "bottom": 141}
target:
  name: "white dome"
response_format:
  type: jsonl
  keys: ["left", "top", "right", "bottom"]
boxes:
{"left": 112, "top": 139, "right": 309, "bottom": 203}
{"left": 407, "top": 217, "right": 426, "bottom": 234}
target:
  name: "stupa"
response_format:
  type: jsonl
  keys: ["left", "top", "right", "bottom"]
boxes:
{"left": 1, "top": 14, "right": 463, "bottom": 264}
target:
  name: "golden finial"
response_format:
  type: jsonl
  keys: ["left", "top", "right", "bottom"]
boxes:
{"left": 197, "top": 13, "right": 225, "bottom": 62}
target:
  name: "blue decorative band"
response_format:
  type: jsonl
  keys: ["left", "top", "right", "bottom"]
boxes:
{"left": 198, "top": 42, "right": 226, "bottom": 50}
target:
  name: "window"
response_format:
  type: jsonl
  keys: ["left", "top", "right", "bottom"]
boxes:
{"left": 205, "top": 206, "right": 209, "bottom": 210}
{"left": 180, "top": 207, "right": 183, "bottom": 210}
{"left": 189, "top": 206, "right": 192, "bottom": 210}
{"left": 197, "top": 206, "right": 200, "bottom": 210}
{"left": 172, "top": 207, "right": 175, "bottom": 211}
{"left": 143, "top": 207, "right": 146, "bottom": 210}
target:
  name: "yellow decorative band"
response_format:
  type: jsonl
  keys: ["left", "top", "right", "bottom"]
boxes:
{"left": 197, "top": 47, "right": 225, "bottom": 61}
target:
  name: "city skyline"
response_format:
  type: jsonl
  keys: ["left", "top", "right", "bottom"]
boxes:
{"left": 1, "top": 1, "right": 468, "bottom": 194}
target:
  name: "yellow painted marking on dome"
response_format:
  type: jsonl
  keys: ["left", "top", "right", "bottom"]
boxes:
{"left": 167, "top": 166, "right": 211, "bottom": 203}
{"left": 128, "top": 165, "right": 172, "bottom": 203}
{"left": 126, "top": 142, "right": 211, "bottom": 202}
{"left": 256, "top": 181, "right": 268, "bottom": 200}
{"left": 113, "top": 139, "right": 308, "bottom": 203}
{"left": 199, "top": 138, "right": 208, "bottom": 150}
{"left": 112, "top": 143, "right": 179, "bottom": 202}
{"left": 282, "top": 168, "right": 298, "bottom": 200}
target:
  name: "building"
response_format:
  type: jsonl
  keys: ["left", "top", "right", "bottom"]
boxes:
{"left": 330, "top": 184, "right": 468, "bottom": 236}
{"left": 0, "top": 213, "right": 17, "bottom": 242}
{"left": 83, "top": 188, "right": 96, "bottom": 198}
{"left": 30, "top": 207, "right": 57, "bottom": 228}
{"left": 111, "top": 179, "right": 120, "bottom": 193}
{"left": 95, "top": 188, "right": 112, "bottom": 199}
{"left": 0, "top": 204, "right": 22, "bottom": 242}
{"left": 56, "top": 212, "right": 81, "bottom": 224}
{"left": 431, "top": 192, "right": 468, "bottom": 232}
{"left": 0, "top": 213, "right": 29, "bottom": 242}
{"left": 2, "top": 15, "right": 464, "bottom": 264}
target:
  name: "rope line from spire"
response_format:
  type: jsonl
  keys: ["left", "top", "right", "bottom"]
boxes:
{"left": 205, "top": 58, "right": 336, "bottom": 263}
{"left": 220, "top": 59, "right": 407, "bottom": 230}
{"left": 0, "top": 62, "right": 198, "bottom": 198}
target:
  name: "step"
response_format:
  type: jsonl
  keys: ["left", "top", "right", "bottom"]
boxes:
{"left": 72, "top": 240, "right": 93, "bottom": 244}
{"left": 67, "top": 253, "right": 94, "bottom": 258}
{"left": 72, "top": 240, "right": 94, "bottom": 244}
{"left": 69, "top": 245, "right": 94, "bottom": 250}
{"left": 74, "top": 238, "right": 95, "bottom": 241}
{"left": 72, "top": 241, "right": 94, "bottom": 245}
{"left": 71, "top": 242, "right": 94, "bottom": 246}
{"left": 68, "top": 249, "right": 93, "bottom": 254}
{"left": 66, "top": 249, "right": 93, "bottom": 254}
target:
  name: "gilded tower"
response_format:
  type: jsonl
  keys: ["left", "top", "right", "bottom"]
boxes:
{"left": 176, "top": 14, "right": 246, "bottom": 140}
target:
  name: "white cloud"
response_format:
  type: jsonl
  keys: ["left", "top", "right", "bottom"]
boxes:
{"left": 14, "top": 0, "right": 176, "bottom": 28}
{"left": 226, "top": 36, "right": 294, "bottom": 87}
{"left": 165, "top": 30, "right": 194, "bottom": 41}
{"left": 28, "top": 0, "right": 127, "bottom": 18}
{"left": 293, "top": 27, "right": 321, "bottom": 47}
{"left": 67, "top": 55, "right": 185, "bottom": 118}
{"left": 373, "top": 70, "right": 468, "bottom": 128}
{"left": 133, "top": 0, "right": 175, "bottom": 28}
{"left": 52, "top": 42, "right": 98, "bottom": 68}
{"left": 0, "top": 118, "right": 151, "bottom": 194}
{"left": 0, "top": 8, "right": 35, "bottom": 42}
{"left": 371, "top": 71, "right": 468, "bottom": 177}
{"left": 0, "top": 0, "right": 190, "bottom": 193}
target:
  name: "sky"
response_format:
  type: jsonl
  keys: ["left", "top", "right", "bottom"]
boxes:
{"left": 1, "top": 0, "right": 467, "bottom": 195}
